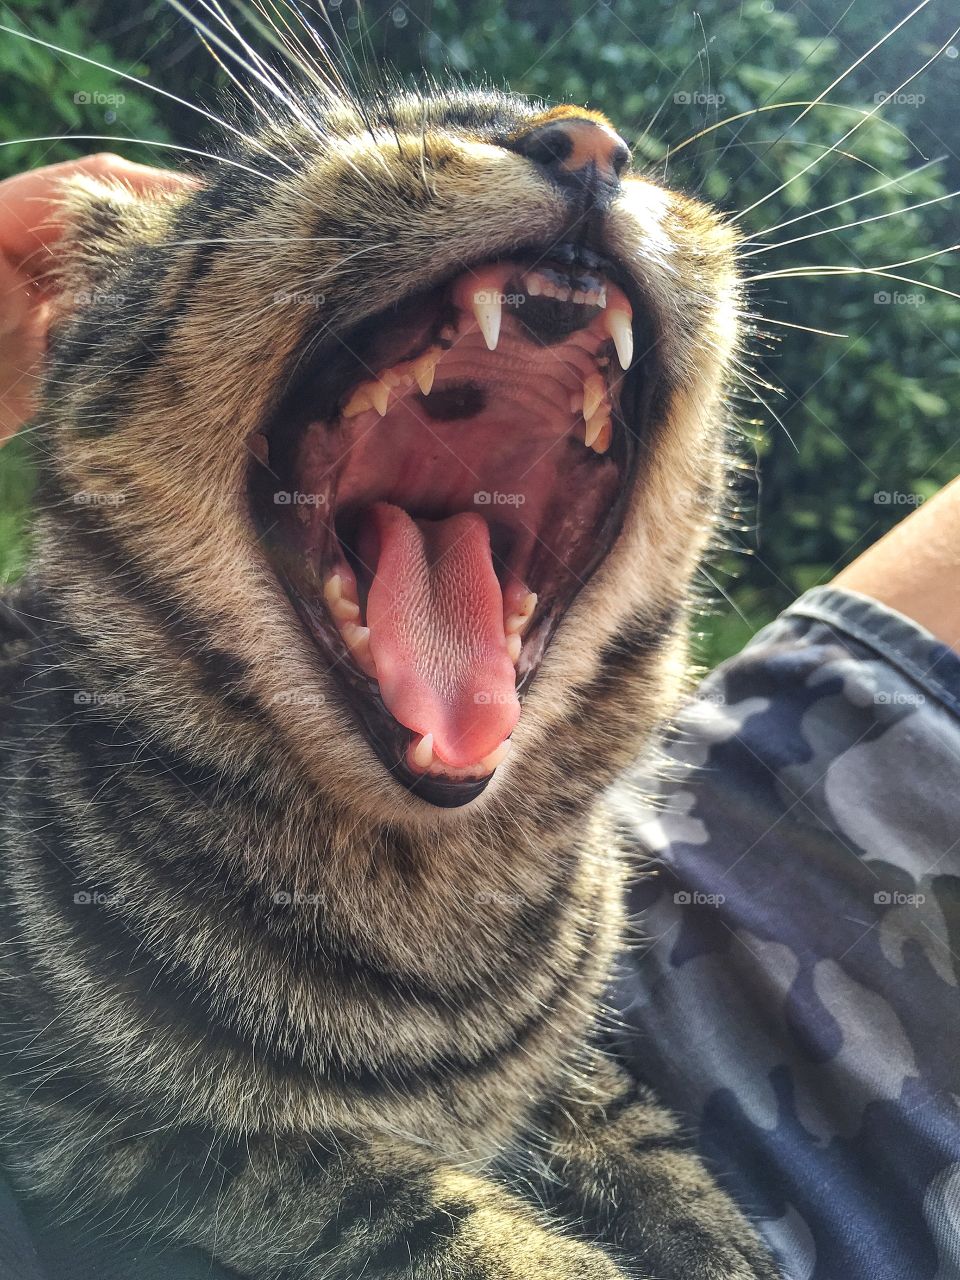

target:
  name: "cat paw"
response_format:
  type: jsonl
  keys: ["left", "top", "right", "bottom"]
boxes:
{"left": 373, "top": 1209, "right": 631, "bottom": 1279}
{"left": 629, "top": 1213, "right": 780, "bottom": 1280}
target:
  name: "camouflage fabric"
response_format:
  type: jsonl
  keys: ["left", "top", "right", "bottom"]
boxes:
{"left": 609, "top": 585, "right": 960, "bottom": 1280}
{"left": 2, "top": 585, "right": 958, "bottom": 1278}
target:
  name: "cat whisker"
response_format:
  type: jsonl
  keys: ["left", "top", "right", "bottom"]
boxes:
{"left": 746, "top": 265, "right": 960, "bottom": 305}
{"left": 736, "top": 21, "right": 960, "bottom": 224}
{"left": 0, "top": 22, "right": 294, "bottom": 176}
{"left": 0, "top": 134, "right": 283, "bottom": 186}
{"left": 742, "top": 187, "right": 960, "bottom": 258}
{"left": 663, "top": 100, "right": 918, "bottom": 165}
{"left": 743, "top": 157, "right": 944, "bottom": 243}
{"left": 740, "top": 313, "right": 848, "bottom": 340}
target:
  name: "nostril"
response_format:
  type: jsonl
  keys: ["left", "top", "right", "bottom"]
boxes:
{"left": 511, "top": 116, "right": 631, "bottom": 192}
{"left": 520, "top": 126, "right": 575, "bottom": 171}
{"left": 611, "top": 142, "right": 631, "bottom": 177}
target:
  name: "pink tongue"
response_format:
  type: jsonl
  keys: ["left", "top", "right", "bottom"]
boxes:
{"left": 362, "top": 502, "right": 520, "bottom": 769}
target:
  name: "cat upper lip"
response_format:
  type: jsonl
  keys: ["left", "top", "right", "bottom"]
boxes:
{"left": 252, "top": 247, "right": 650, "bottom": 806}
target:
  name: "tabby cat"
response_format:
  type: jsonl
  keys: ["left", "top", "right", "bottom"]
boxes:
{"left": 0, "top": 82, "right": 779, "bottom": 1279}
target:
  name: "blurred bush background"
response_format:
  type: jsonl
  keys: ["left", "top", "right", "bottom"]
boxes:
{"left": 1, "top": 0, "right": 957, "bottom": 664}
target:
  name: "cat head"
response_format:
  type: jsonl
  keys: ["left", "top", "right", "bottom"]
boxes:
{"left": 38, "top": 87, "right": 739, "bottom": 832}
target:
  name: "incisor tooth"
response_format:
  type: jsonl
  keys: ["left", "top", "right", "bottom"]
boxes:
{"left": 481, "top": 739, "right": 512, "bottom": 771}
{"left": 412, "top": 733, "right": 434, "bottom": 770}
{"left": 506, "top": 634, "right": 522, "bottom": 663}
{"left": 472, "top": 291, "right": 502, "bottom": 351}
{"left": 582, "top": 372, "right": 605, "bottom": 423}
{"left": 606, "top": 308, "right": 633, "bottom": 370}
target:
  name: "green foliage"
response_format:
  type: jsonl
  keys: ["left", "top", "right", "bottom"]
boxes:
{"left": 0, "top": 0, "right": 171, "bottom": 177}
{"left": 0, "top": 0, "right": 958, "bottom": 667}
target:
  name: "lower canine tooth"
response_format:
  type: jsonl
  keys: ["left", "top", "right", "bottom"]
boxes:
{"left": 506, "top": 634, "right": 522, "bottom": 663}
{"left": 481, "top": 739, "right": 512, "bottom": 772}
{"left": 412, "top": 733, "right": 434, "bottom": 770}
{"left": 472, "top": 291, "right": 502, "bottom": 351}
{"left": 606, "top": 307, "right": 634, "bottom": 370}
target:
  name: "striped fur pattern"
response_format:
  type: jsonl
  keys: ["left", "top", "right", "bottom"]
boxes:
{"left": 0, "top": 87, "right": 776, "bottom": 1277}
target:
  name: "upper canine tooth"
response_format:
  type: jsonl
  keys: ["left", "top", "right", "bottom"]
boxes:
{"left": 582, "top": 372, "right": 605, "bottom": 423}
{"left": 606, "top": 307, "right": 633, "bottom": 370}
{"left": 472, "top": 290, "right": 502, "bottom": 351}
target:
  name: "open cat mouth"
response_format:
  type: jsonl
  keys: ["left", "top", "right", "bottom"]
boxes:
{"left": 251, "top": 242, "right": 654, "bottom": 806}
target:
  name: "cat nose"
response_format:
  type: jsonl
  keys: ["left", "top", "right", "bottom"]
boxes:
{"left": 513, "top": 114, "right": 631, "bottom": 194}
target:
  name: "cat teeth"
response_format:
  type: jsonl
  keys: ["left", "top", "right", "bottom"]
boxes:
{"left": 323, "top": 572, "right": 377, "bottom": 676}
{"left": 584, "top": 407, "right": 610, "bottom": 449}
{"left": 413, "top": 346, "right": 442, "bottom": 394}
{"left": 605, "top": 307, "right": 634, "bottom": 370}
{"left": 480, "top": 739, "right": 512, "bottom": 771}
{"left": 342, "top": 379, "right": 390, "bottom": 419}
{"left": 412, "top": 732, "right": 435, "bottom": 770}
{"left": 369, "top": 381, "right": 391, "bottom": 416}
{"left": 472, "top": 291, "right": 502, "bottom": 351}
{"left": 409, "top": 734, "right": 512, "bottom": 777}
{"left": 505, "top": 634, "right": 522, "bottom": 663}
{"left": 504, "top": 590, "right": 537, "bottom": 637}
{"left": 582, "top": 372, "right": 606, "bottom": 423}
{"left": 341, "top": 621, "right": 376, "bottom": 676}
{"left": 591, "top": 418, "right": 613, "bottom": 455}
{"left": 341, "top": 347, "right": 444, "bottom": 418}
{"left": 522, "top": 270, "right": 606, "bottom": 308}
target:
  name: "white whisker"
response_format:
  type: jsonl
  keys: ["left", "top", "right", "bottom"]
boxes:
{"left": 742, "top": 186, "right": 960, "bottom": 258}
{"left": 0, "top": 22, "right": 295, "bottom": 175}
{"left": 743, "top": 157, "right": 944, "bottom": 242}
{"left": 0, "top": 135, "right": 281, "bottom": 185}
{"left": 735, "top": 21, "right": 960, "bottom": 223}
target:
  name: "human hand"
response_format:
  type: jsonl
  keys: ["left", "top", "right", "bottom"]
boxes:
{"left": 0, "top": 153, "right": 192, "bottom": 441}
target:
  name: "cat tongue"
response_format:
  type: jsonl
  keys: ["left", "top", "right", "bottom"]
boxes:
{"left": 362, "top": 502, "right": 520, "bottom": 768}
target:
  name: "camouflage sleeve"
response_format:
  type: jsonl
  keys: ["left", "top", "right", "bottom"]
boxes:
{"left": 609, "top": 584, "right": 960, "bottom": 1280}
